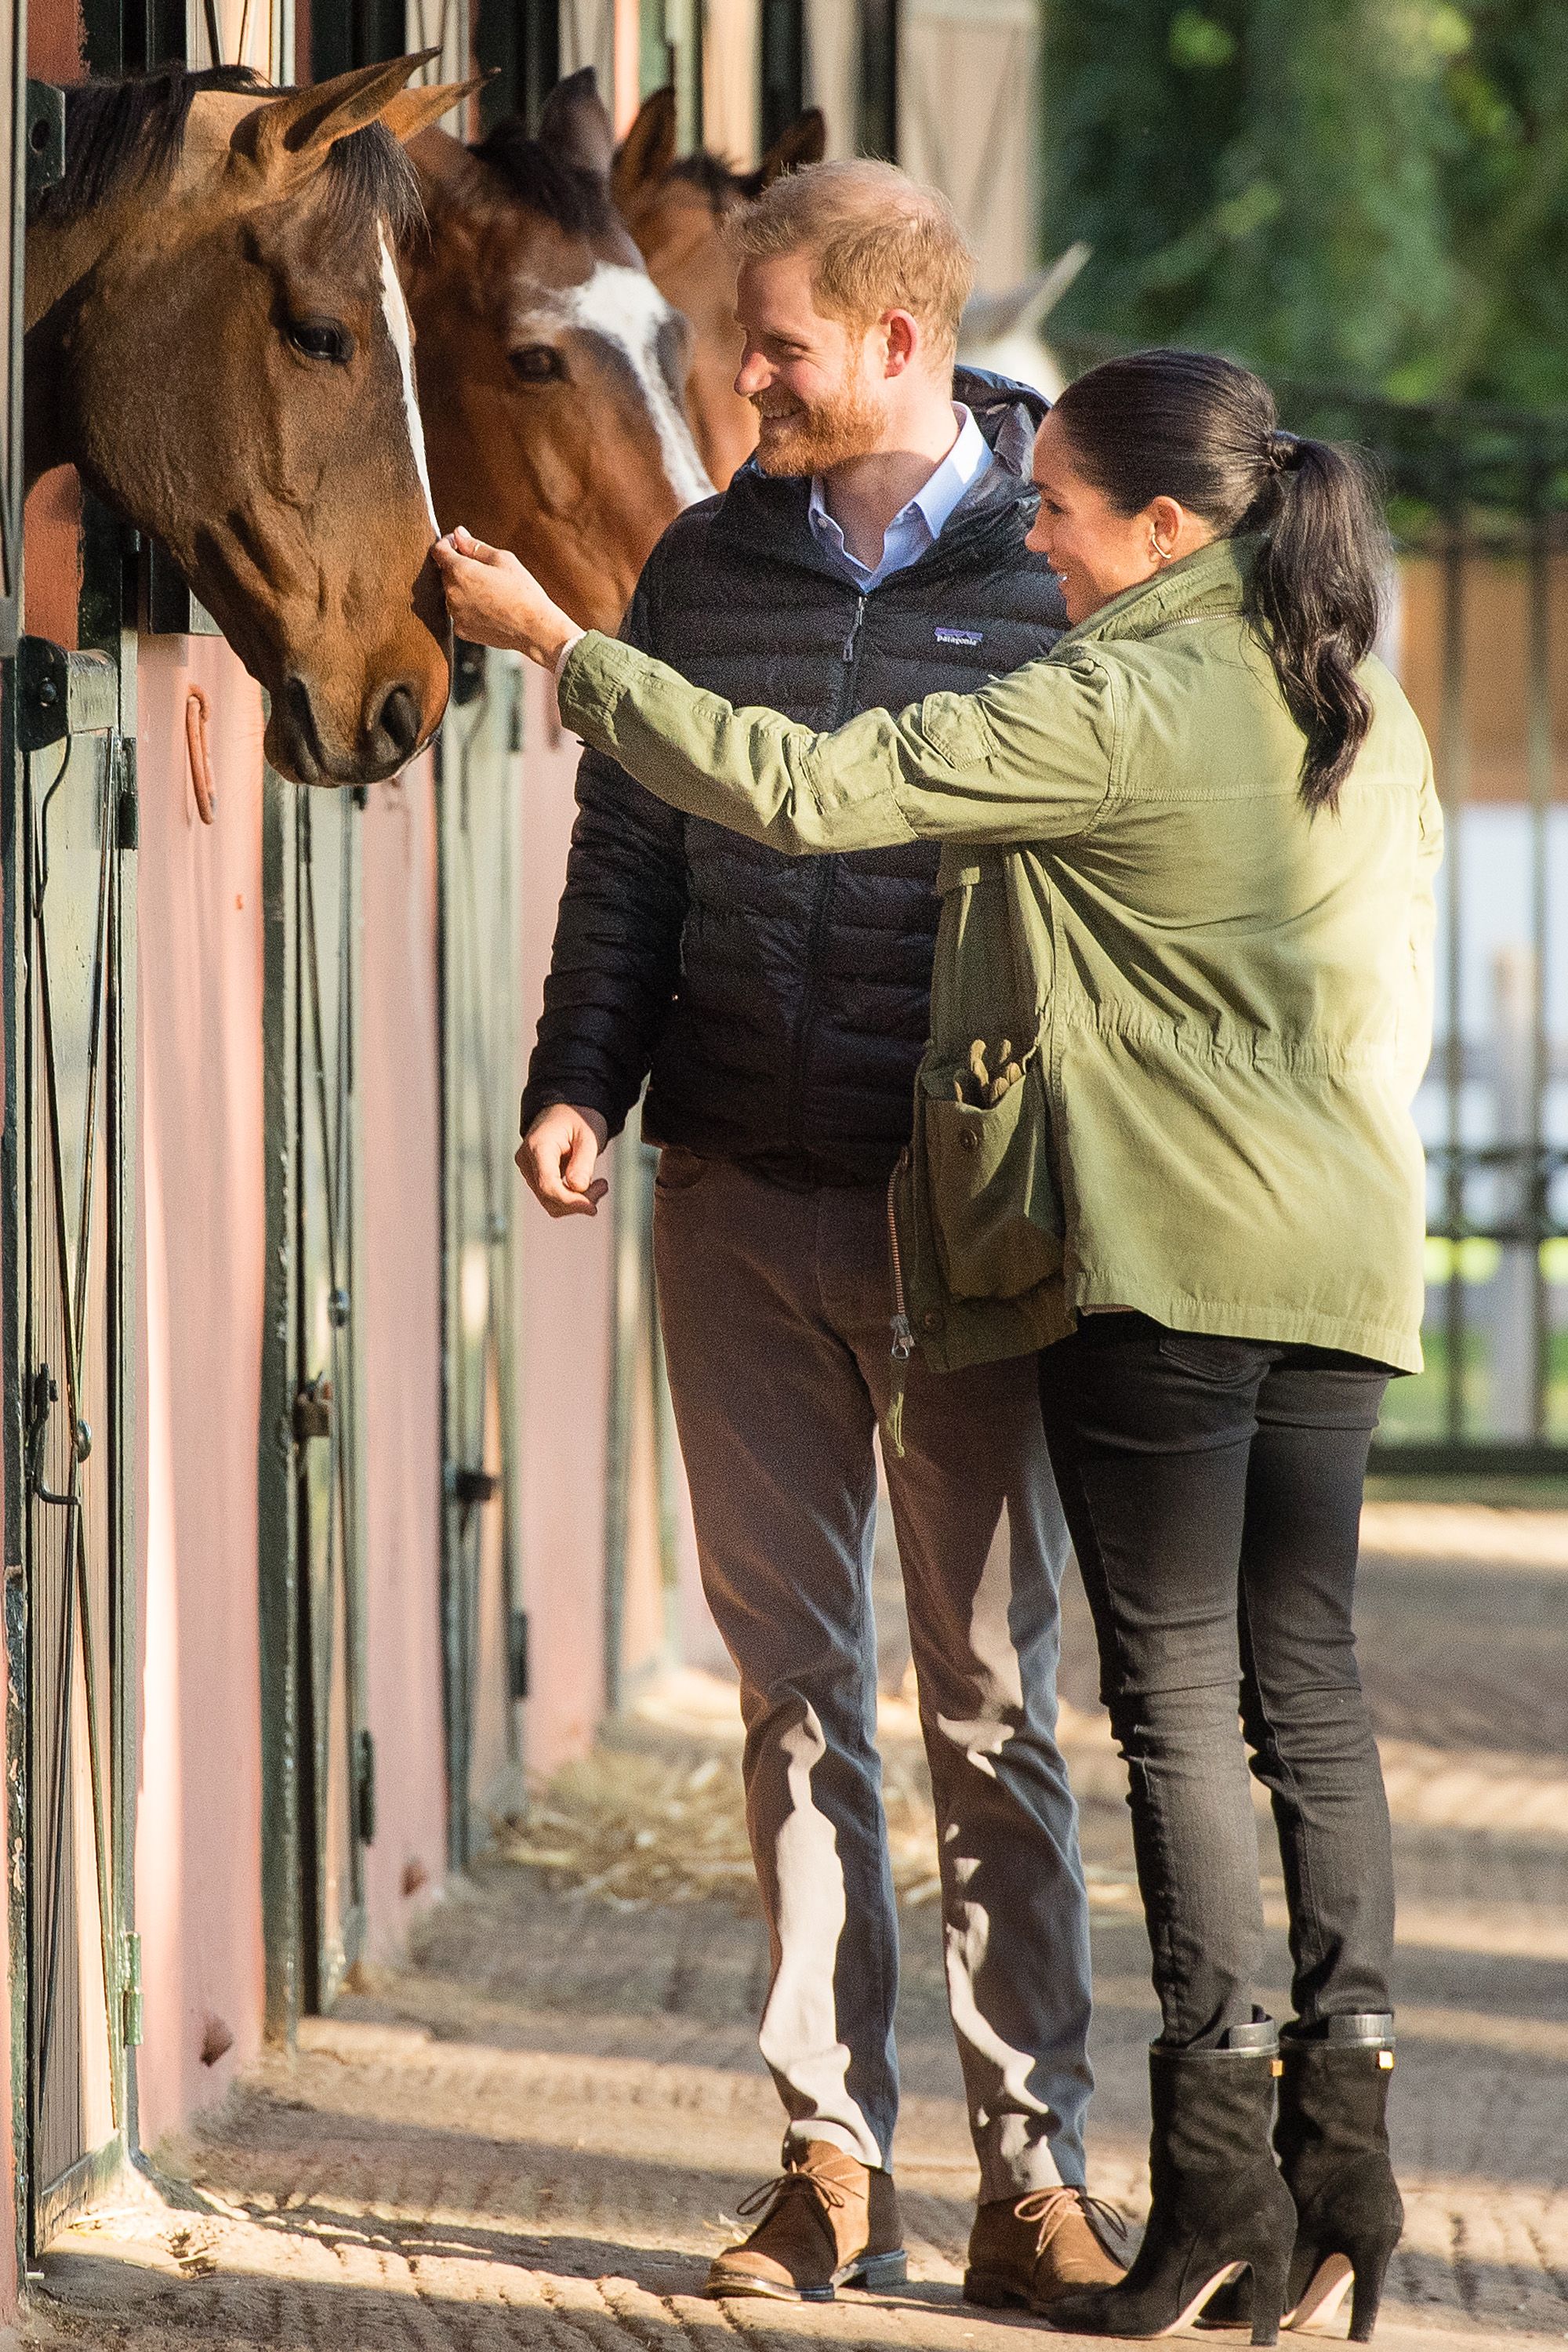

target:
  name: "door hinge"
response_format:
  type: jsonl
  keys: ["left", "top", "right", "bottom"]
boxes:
{"left": 116, "top": 741, "right": 140, "bottom": 851}
{"left": 24, "top": 83, "right": 64, "bottom": 206}
{"left": 509, "top": 1607, "right": 530, "bottom": 1703}
{"left": 355, "top": 1728, "right": 376, "bottom": 1847}
{"left": 120, "top": 1929, "right": 143, "bottom": 2048}
{"left": 16, "top": 637, "right": 118, "bottom": 751}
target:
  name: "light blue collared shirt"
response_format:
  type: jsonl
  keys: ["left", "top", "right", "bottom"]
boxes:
{"left": 807, "top": 405, "right": 993, "bottom": 590}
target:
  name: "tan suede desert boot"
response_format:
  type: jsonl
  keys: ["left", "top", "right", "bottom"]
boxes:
{"left": 706, "top": 2141, "right": 907, "bottom": 2302}
{"left": 964, "top": 2185, "right": 1129, "bottom": 2310}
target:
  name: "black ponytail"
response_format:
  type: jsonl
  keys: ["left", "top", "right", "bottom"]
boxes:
{"left": 1051, "top": 350, "right": 1389, "bottom": 811}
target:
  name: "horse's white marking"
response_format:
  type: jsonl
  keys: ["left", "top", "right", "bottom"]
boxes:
{"left": 379, "top": 226, "right": 437, "bottom": 528}
{"left": 557, "top": 263, "right": 714, "bottom": 510}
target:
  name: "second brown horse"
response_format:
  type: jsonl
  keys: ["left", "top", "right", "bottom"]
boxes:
{"left": 403, "top": 71, "right": 713, "bottom": 633}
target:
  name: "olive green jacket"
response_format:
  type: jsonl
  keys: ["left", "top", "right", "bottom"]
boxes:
{"left": 557, "top": 535, "right": 1442, "bottom": 1375}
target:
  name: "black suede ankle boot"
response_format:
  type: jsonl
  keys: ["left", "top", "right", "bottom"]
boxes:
{"left": 1044, "top": 2023, "right": 1298, "bottom": 2344}
{"left": 1276, "top": 2016, "right": 1403, "bottom": 2339}
{"left": 1201, "top": 2013, "right": 1403, "bottom": 2339}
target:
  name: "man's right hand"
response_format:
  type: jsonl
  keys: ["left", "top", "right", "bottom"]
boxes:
{"left": 517, "top": 1103, "right": 611, "bottom": 1218}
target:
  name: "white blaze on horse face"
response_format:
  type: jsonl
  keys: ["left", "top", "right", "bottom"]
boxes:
{"left": 379, "top": 226, "right": 437, "bottom": 528}
{"left": 557, "top": 263, "right": 713, "bottom": 510}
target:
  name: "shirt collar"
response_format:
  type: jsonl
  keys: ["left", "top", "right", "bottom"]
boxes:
{"left": 808, "top": 404, "right": 993, "bottom": 579}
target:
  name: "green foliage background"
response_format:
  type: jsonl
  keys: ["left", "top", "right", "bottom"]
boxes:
{"left": 1041, "top": 1, "right": 1568, "bottom": 409}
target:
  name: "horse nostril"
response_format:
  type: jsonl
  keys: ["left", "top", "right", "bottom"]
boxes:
{"left": 373, "top": 683, "right": 422, "bottom": 764}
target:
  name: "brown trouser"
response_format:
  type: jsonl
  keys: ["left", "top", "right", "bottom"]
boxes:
{"left": 653, "top": 1149, "right": 1094, "bottom": 2196}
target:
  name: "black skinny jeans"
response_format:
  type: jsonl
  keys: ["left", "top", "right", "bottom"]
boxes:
{"left": 1037, "top": 1313, "right": 1395, "bottom": 2050}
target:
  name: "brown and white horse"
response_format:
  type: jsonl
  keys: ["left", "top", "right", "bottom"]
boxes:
{"left": 612, "top": 88, "right": 825, "bottom": 491}
{"left": 401, "top": 71, "right": 712, "bottom": 633}
{"left": 26, "top": 56, "right": 453, "bottom": 786}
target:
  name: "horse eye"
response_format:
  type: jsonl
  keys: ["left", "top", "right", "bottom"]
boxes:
{"left": 289, "top": 318, "right": 353, "bottom": 365}
{"left": 510, "top": 344, "right": 566, "bottom": 384}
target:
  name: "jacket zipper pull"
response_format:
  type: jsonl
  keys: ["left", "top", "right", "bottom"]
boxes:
{"left": 886, "top": 1334, "right": 911, "bottom": 1461}
{"left": 843, "top": 595, "right": 866, "bottom": 664}
{"left": 884, "top": 1153, "right": 913, "bottom": 1459}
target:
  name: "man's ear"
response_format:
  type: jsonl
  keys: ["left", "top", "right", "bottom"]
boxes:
{"left": 881, "top": 309, "right": 920, "bottom": 378}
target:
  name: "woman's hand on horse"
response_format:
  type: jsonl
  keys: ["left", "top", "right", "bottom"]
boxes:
{"left": 432, "top": 528, "right": 583, "bottom": 670}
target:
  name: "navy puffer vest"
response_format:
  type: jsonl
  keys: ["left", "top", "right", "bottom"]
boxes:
{"left": 522, "top": 368, "right": 1066, "bottom": 1185}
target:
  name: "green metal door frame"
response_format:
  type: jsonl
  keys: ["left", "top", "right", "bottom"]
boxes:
{"left": 2, "top": 499, "right": 140, "bottom": 2259}
{"left": 435, "top": 643, "right": 527, "bottom": 1867}
{"left": 258, "top": 778, "right": 372, "bottom": 2036}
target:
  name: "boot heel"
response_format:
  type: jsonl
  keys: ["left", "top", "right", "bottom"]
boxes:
{"left": 1348, "top": 2243, "right": 1394, "bottom": 2342}
{"left": 1247, "top": 2252, "right": 1288, "bottom": 2347}
{"left": 843, "top": 2249, "right": 908, "bottom": 2294}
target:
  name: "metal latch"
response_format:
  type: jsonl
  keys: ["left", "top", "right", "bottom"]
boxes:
{"left": 292, "top": 1377, "right": 333, "bottom": 1442}
{"left": 445, "top": 1462, "right": 498, "bottom": 1534}
{"left": 17, "top": 637, "right": 118, "bottom": 750}
{"left": 24, "top": 1363, "right": 83, "bottom": 1506}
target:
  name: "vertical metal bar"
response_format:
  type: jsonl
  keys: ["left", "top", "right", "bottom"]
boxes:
{"left": 339, "top": 786, "right": 371, "bottom": 1955}
{"left": 1, "top": 652, "right": 31, "bottom": 2281}
{"left": 1527, "top": 505, "right": 1553, "bottom": 1437}
{"left": 1439, "top": 533, "right": 1468, "bottom": 1446}
{"left": 497, "top": 660, "right": 524, "bottom": 1770}
{"left": 107, "top": 724, "right": 140, "bottom": 2161}
{"left": 602, "top": 1130, "right": 648, "bottom": 1720}
{"left": 258, "top": 767, "right": 301, "bottom": 2044}
{"left": 434, "top": 726, "right": 464, "bottom": 1866}
{"left": 649, "top": 1297, "right": 684, "bottom": 1669}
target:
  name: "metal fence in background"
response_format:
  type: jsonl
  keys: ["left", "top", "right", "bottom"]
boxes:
{"left": 1283, "top": 391, "right": 1568, "bottom": 1473}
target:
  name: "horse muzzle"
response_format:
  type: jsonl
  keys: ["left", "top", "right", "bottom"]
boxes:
{"left": 268, "top": 662, "right": 449, "bottom": 789}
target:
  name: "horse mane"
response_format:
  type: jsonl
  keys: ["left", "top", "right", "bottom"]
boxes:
{"left": 667, "top": 151, "right": 750, "bottom": 206}
{"left": 466, "top": 118, "right": 614, "bottom": 233}
{"left": 31, "top": 63, "right": 419, "bottom": 235}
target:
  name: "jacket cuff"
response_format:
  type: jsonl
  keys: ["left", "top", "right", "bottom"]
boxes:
{"left": 519, "top": 1080, "right": 626, "bottom": 1145}
{"left": 557, "top": 630, "right": 627, "bottom": 746}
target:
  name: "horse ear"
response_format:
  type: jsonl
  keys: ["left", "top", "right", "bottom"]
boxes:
{"left": 381, "top": 74, "right": 490, "bottom": 146}
{"left": 612, "top": 86, "right": 677, "bottom": 211}
{"left": 240, "top": 50, "right": 443, "bottom": 183}
{"left": 755, "top": 107, "right": 826, "bottom": 191}
{"left": 539, "top": 67, "right": 615, "bottom": 180}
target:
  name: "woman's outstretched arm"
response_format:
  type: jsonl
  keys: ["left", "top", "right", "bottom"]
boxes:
{"left": 433, "top": 531, "right": 1117, "bottom": 855}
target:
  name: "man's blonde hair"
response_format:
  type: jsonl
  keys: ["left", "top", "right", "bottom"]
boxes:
{"left": 724, "top": 159, "right": 975, "bottom": 364}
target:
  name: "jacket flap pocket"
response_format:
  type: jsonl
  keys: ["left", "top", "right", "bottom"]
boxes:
{"left": 916, "top": 1046, "right": 1061, "bottom": 1303}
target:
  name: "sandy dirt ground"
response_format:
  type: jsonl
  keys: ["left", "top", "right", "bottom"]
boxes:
{"left": 16, "top": 1501, "right": 1568, "bottom": 2352}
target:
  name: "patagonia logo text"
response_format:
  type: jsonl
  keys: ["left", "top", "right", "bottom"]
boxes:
{"left": 935, "top": 627, "right": 984, "bottom": 647}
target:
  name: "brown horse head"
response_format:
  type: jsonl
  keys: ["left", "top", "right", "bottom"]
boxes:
{"left": 612, "top": 90, "right": 825, "bottom": 491}
{"left": 401, "top": 69, "right": 713, "bottom": 633}
{"left": 26, "top": 58, "right": 455, "bottom": 786}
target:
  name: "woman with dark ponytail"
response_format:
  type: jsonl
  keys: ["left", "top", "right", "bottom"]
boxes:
{"left": 437, "top": 347, "right": 1439, "bottom": 2347}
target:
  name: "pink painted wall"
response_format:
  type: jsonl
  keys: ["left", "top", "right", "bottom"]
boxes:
{"left": 357, "top": 757, "right": 448, "bottom": 1950}
{"left": 132, "top": 638, "right": 267, "bottom": 2147}
{"left": 516, "top": 670, "right": 614, "bottom": 1774}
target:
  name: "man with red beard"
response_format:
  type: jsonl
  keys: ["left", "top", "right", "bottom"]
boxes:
{"left": 518, "top": 162, "right": 1120, "bottom": 2310}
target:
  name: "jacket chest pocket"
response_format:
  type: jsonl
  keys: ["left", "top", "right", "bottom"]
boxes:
{"left": 916, "top": 1044, "right": 1062, "bottom": 1302}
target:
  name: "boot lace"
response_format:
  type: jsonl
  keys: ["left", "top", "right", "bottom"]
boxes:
{"left": 735, "top": 2169, "right": 850, "bottom": 2230}
{"left": 1014, "top": 2185, "right": 1131, "bottom": 2257}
